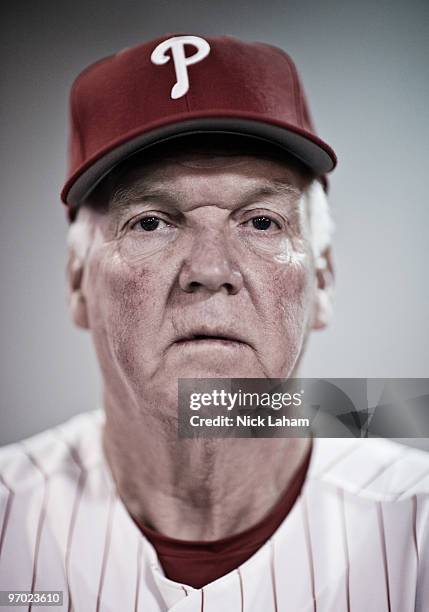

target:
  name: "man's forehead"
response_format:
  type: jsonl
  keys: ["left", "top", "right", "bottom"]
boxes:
{"left": 108, "top": 154, "right": 304, "bottom": 211}
{"left": 109, "top": 146, "right": 307, "bottom": 198}
{"left": 118, "top": 151, "right": 301, "bottom": 181}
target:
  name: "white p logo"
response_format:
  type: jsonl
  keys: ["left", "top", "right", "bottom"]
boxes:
{"left": 151, "top": 35, "right": 211, "bottom": 100}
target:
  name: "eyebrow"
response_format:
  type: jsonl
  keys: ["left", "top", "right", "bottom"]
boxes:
{"left": 246, "top": 180, "right": 301, "bottom": 202}
{"left": 109, "top": 185, "right": 177, "bottom": 211}
{"left": 108, "top": 178, "right": 301, "bottom": 213}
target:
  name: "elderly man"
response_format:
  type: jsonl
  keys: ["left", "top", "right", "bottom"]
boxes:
{"left": 0, "top": 34, "right": 428, "bottom": 612}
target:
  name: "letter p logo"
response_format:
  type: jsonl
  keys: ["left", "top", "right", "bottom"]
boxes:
{"left": 151, "top": 35, "right": 211, "bottom": 100}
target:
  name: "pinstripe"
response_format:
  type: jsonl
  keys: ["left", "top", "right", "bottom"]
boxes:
{"left": 134, "top": 537, "right": 144, "bottom": 612}
{"left": 65, "top": 470, "right": 87, "bottom": 612}
{"left": 376, "top": 502, "right": 391, "bottom": 612}
{"left": 301, "top": 494, "right": 317, "bottom": 612}
{"left": 237, "top": 567, "right": 244, "bottom": 612}
{"left": 270, "top": 539, "right": 278, "bottom": 612}
{"left": 0, "top": 473, "right": 14, "bottom": 560}
{"left": 181, "top": 585, "right": 189, "bottom": 597}
{"left": 96, "top": 492, "right": 116, "bottom": 612}
{"left": 338, "top": 488, "right": 351, "bottom": 612}
{"left": 200, "top": 587, "right": 204, "bottom": 612}
{"left": 24, "top": 451, "right": 50, "bottom": 612}
{"left": 412, "top": 495, "right": 419, "bottom": 565}
{"left": 412, "top": 495, "right": 420, "bottom": 612}
{"left": 59, "top": 433, "right": 85, "bottom": 470}
{"left": 57, "top": 428, "right": 88, "bottom": 612}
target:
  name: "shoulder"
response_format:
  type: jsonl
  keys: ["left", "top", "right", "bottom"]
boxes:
{"left": 0, "top": 409, "right": 105, "bottom": 495}
{"left": 308, "top": 437, "right": 429, "bottom": 501}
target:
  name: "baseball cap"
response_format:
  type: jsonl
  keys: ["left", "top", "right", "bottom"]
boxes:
{"left": 61, "top": 34, "right": 337, "bottom": 220}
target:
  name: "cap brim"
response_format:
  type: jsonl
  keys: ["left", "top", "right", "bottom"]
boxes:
{"left": 62, "top": 116, "right": 337, "bottom": 208}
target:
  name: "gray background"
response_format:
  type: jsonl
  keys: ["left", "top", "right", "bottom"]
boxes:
{"left": 1, "top": 0, "right": 428, "bottom": 447}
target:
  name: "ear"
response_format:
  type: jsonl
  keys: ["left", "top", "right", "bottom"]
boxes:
{"left": 312, "top": 247, "right": 334, "bottom": 331}
{"left": 66, "top": 248, "right": 89, "bottom": 330}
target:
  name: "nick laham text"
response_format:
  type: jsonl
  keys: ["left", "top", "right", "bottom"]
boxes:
{"left": 189, "top": 415, "right": 310, "bottom": 428}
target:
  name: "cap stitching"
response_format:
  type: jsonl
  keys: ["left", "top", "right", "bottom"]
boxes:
{"left": 290, "top": 60, "right": 305, "bottom": 128}
{"left": 70, "top": 84, "right": 85, "bottom": 163}
{"left": 285, "top": 55, "right": 304, "bottom": 128}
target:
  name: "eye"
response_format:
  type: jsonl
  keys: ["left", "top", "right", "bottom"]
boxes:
{"left": 132, "top": 216, "right": 171, "bottom": 232}
{"left": 243, "top": 215, "right": 281, "bottom": 231}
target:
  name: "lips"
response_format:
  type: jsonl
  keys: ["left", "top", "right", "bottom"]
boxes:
{"left": 173, "top": 327, "right": 250, "bottom": 347}
{"left": 176, "top": 335, "right": 242, "bottom": 344}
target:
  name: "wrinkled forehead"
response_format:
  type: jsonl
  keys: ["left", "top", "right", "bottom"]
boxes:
{"left": 87, "top": 134, "right": 313, "bottom": 211}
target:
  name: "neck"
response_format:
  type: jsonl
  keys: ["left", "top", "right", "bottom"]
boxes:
{"left": 102, "top": 392, "right": 310, "bottom": 541}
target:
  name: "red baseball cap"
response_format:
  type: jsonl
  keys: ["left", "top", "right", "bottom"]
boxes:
{"left": 61, "top": 34, "right": 337, "bottom": 220}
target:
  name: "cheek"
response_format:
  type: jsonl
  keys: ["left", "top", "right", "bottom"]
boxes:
{"left": 263, "top": 253, "right": 315, "bottom": 338}
{"left": 272, "top": 260, "right": 316, "bottom": 374}
{"left": 280, "top": 261, "right": 314, "bottom": 312}
{"left": 85, "top": 248, "right": 165, "bottom": 376}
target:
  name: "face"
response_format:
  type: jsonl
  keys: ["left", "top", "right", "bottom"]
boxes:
{"left": 73, "top": 152, "right": 322, "bottom": 413}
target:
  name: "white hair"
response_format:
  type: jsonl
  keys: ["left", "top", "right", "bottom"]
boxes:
{"left": 304, "top": 180, "right": 335, "bottom": 267}
{"left": 67, "top": 206, "right": 95, "bottom": 262}
{"left": 68, "top": 179, "right": 334, "bottom": 266}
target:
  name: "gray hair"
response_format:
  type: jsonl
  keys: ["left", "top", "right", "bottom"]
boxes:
{"left": 304, "top": 180, "right": 335, "bottom": 268}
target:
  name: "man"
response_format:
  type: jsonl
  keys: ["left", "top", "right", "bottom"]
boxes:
{"left": 0, "top": 34, "right": 428, "bottom": 611}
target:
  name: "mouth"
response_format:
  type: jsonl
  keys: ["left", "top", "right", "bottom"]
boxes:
{"left": 173, "top": 331, "right": 250, "bottom": 348}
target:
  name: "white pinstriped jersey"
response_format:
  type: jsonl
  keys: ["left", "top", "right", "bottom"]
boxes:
{"left": 0, "top": 409, "right": 428, "bottom": 612}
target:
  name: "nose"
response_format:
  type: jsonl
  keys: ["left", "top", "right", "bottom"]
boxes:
{"left": 178, "top": 231, "right": 244, "bottom": 295}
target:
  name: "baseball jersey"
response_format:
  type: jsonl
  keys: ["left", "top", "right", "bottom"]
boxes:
{"left": 0, "top": 409, "right": 428, "bottom": 612}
